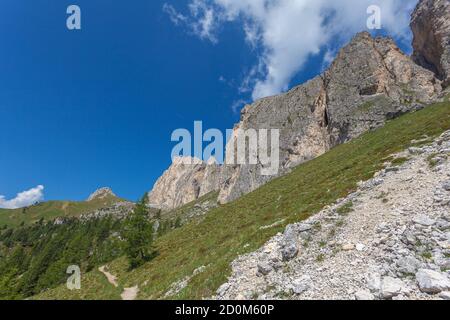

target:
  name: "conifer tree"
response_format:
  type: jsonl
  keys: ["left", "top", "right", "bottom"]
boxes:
{"left": 122, "top": 195, "right": 155, "bottom": 269}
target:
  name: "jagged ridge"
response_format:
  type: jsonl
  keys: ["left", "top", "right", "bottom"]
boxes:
{"left": 149, "top": 0, "right": 448, "bottom": 209}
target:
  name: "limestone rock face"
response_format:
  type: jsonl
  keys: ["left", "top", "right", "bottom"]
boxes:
{"left": 217, "top": 32, "right": 441, "bottom": 204}
{"left": 324, "top": 32, "right": 440, "bottom": 144}
{"left": 147, "top": 157, "right": 221, "bottom": 210}
{"left": 87, "top": 187, "right": 116, "bottom": 201}
{"left": 149, "top": 0, "right": 448, "bottom": 209}
{"left": 218, "top": 75, "right": 331, "bottom": 203}
{"left": 411, "top": 0, "right": 450, "bottom": 87}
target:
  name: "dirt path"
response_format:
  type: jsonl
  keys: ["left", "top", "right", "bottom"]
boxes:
{"left": 121, "top": 286, "right": 139, "bottom": 300}
{"left": 98, "top": 266, "right": 118, "bottom": 287}
{"left": 99, "top": 265, "right": 139, "bottom": 300}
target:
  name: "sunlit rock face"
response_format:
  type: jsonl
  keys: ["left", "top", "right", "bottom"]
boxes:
{"left": 87, "top": 187, "right": 117, "bottom": 201}
{"left": 147, "top": 157, "right": 221, "bottom": 210}
{"left": 218, "top": 31, "right": 441, "bottom": 204}
{"left": 149, "top": 0, "right": 447, "bottom": 209}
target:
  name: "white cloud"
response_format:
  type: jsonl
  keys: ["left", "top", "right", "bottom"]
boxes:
{"left": 164, "top": 0, "right": 418, "bottom": 100}
{"left": 230, "top": 99, "right": 249, "bottom": 114}
{"left": 163, "top": 3, "right": 188, "bottom": 25}
{"left": 239, "top": 63, "right": 261, "bottom": 94}
{"left": 0, "top": 185, "right": 45, "bottom": 209}
{"left": 164, "top": 1, "right": 219, "bottom": 43}
{"left": 189, "top": 0, "right": 219, "bottom": 43}
{"left": 322, "top": 48, "right": 337, "bottom": 71}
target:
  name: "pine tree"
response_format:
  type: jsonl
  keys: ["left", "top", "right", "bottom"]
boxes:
{"left": 122, "top": 195, "right": 155, "bottom": 269}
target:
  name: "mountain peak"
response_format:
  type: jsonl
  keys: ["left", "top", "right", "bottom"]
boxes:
{"left": 147, "top": 157, "right": 221, "bottom": 210}
{"left": 146, "top": 0, "right": 447, "bottom": 210}
{"left": 87, "top": 187, "right": 116, "bottom": 201}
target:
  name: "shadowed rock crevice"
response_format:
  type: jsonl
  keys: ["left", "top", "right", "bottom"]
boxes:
{"left": 411, "top": 0, "right": 450, "bottom": 87}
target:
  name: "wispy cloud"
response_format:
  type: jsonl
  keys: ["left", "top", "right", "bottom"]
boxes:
{"left": 163, "top": 0, "right": 418, "bottom": 100}
{"left": 163, "top": 3, "right": 188, "bottom": 25}
{"left": 0, "top": 185, "right": 45, "bottom": 209}
{"left": 163, "top": 0, "right": 219, "bottom": 43}
{"left": 321, "top": 48, "right": 337, "bottom": 72}
{"left": 231, "top": 99, "right": 248, "bottom": 114}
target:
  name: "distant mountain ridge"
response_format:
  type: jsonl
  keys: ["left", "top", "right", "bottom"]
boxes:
{"left": 0, "top": 187, "right": 128, "bottom": 227}
{"left": 87, "top": 187, "right": 117, "bottom": 201}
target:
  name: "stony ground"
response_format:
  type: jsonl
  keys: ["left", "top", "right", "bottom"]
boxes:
{"left": 215, "top": 130, "right": 450, "bottom": 300}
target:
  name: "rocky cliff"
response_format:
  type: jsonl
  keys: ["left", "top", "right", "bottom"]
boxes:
{"left": 147, "top": 157, "right": 221, "bottom": 210}
{"left": 411, "top": 0, "right": 450, "bottom": 87}
{"left": 87, "top": 187, "right": 117, "bottom": 201}
{"left": 218, "top": 31, "right": 442, "bottom": 203}
{"left": 149, "top": 0, "right": 448, "bottom": 209}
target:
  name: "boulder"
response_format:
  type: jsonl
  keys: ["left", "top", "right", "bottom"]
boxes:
{"left": 355, "top": 290, "right": 375, "bottom": 300}
{"left": 292, "top": 276, "right": 311, "bottom": 295}
{"left": 443, "top": 181, "right": 450, "bottom": 191}
{"left": 342, "top": 244, "right": 355, "bottom": 251}
{"left": 257, "top": 261, "right": 273, "bottom": 276}
{"left": 413, "top": 215, "right": 436, "bottom": 226}
{"left": 416, "top": 269, "right": 450, "bottom": 294}
{"left": 280, "top": 225, "right": 299, "bottom": 261}
{"left": 366, "top": 272, "right": 382, "bottom": 293}
{"left": 439, "top": 291, "right": 450, "bottom": 300}
{"left": 396, "top": 256, "right": 422, "bottom": 275}
{"left": 381, "top": 277, "right": 407, "bottom": 299}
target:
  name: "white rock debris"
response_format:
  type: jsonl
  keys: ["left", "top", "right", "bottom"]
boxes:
{"left": 215, "top": 130, "right": 450, "bottom": 300}
{"left": 164, "top": 265, "right": 208, "bottom": 298}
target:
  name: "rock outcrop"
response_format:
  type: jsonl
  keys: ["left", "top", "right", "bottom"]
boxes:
{"left": 218, "top": 31, "right": 442, "bottom": 203}
{"left": 411, "top": 0, "right": 450, "bottom": 87}
{"left": 149, "top": 0, "right": 447, "bottom": 209}
{"left": 147, "top": 157, "right": 221, "bottom": 210}
{"left": 87, "top": 187, "right": 117, "bottom": 201}
{"left": 80, "top": 201, "right": 135, "bottom": 221}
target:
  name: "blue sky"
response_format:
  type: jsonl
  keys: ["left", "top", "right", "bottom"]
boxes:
{"left": 0, "top": 0, "right": 418, "bottom": 205}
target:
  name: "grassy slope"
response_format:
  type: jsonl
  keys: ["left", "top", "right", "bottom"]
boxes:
{"left": 36, "top": 100, "right": 450, "bottom": 300}
{"left": 0, "top": 195, "right": 126, "bottom": 227}
{"left": 161, "top": 191, "right": 219, "bottom": 221}
{"left": 36, "top": 270, "right": 123, "bottom": 300}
